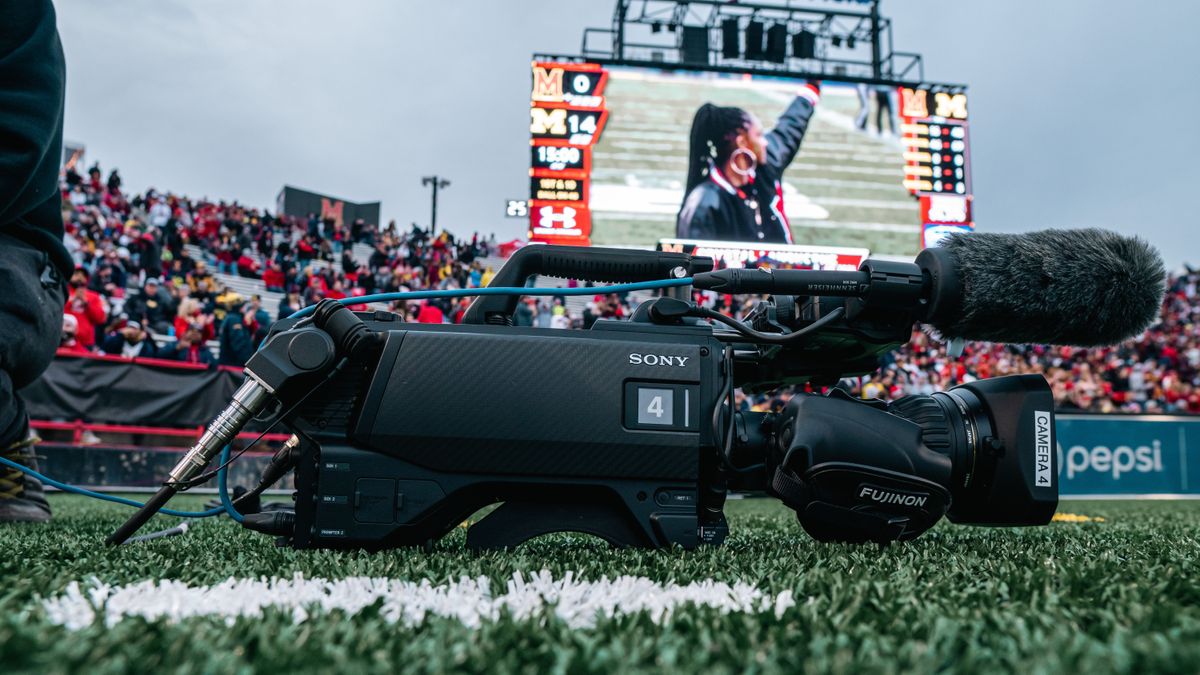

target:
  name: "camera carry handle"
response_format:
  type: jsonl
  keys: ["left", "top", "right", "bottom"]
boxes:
{"left": 462, "top": 245, "right": 714, "bottom": 325}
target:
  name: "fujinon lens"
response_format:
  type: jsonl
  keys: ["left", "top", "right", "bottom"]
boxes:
{"left": 889, "top": 374, "right": 1057, "bottom": 526}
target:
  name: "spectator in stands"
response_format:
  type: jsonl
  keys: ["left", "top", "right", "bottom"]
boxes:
{"left": 188, "top": 260, "right": 215, "bottom": 293}
{"left": 164, "top": 327, "right": 216, "bottom": 367}
{"left": 129, "top": 222, "right": 162, "bottom": 279}
{"left": 214, "top": 233, "right": 237, "bottom": 275}
{"left": 191, "top": 277, "right": 215, "bottom": 309}
{"left": 368, "top": 243, "right": 390, "bottom": 272}
{"left": 296, "top": 233, "right": 317, "bottom": 265}
{"left": 90, "top": 249, "right": 127, "bottom": 296}
{"left": 213, "top": 287, "right": 244, "bottom": 323}
{"left": 278, "top": 291, "right": 303, "bottom": 321}
{"left": 326, "top": 279, "right": 347, "bottom": 301}
{"left": 262, "top": 260, "right": 286, "bottom": 292}
{"left": 551, "top": 304, "right": 570, "bottom": 330}
{"left": 64, "top": 266, "right": 107, "bottom": 350}
{"left": 415, "top": 300, "right": 445, "bottom": 324}
{"left": 535, "top": 300, "right": 552, "bottom": 328}
{"left": 514, "top": 298, "right": 534, "bottom": 327}
{"left": 251, "top": 296, "right": 271, "bottom": 328}
{"left": 236, "top": 248, "right": 260, "bottom": 278}
{"left": 581, "top": 301, "right": 598, "bottom": 329}
{"left": 58, "top": 315, "right": 87, "bottom": 354}
{"left": 124, "top": 277, "right": 175, "bottom": 335}
{"left": 174, "top": 298, "right": 215, "bottom": 342}
{"left": 148, "top": 193, "right": 171, "bottom": 228}
{"left": 218, "top": 301, "right": 268, "bottom": 367}
{"left": 99, "top": 320, "right": 159, "bottom": 359}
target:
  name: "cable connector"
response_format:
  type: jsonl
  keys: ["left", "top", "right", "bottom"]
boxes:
{"left": 242, "top": 510, "right": 295, "bottom": 537}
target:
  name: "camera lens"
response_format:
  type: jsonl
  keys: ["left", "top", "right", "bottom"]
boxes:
{"left": 888, "top": 374, "right": 1057, "bottom": 526}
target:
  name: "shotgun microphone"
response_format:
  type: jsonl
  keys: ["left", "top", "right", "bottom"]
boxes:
{"left": 917, "top": 228, "right": 1166, "bottom": 347}
{"left": 693, "top": 228, "right": 1165, "bottom": 348}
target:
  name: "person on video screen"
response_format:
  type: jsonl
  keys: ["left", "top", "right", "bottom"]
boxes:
{"left": 676, "top": 82, "right": 819, "bottom": 243}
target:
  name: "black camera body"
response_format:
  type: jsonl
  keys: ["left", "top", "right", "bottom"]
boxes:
{"left": 286, "top": 318, "right": 731, "bottom": 550}
{"left": 230, "top": 244, "right": 1058, "bottom": 550}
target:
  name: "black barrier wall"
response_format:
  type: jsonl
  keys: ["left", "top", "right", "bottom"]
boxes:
{"left": 22, "top": 355, "right": 243, "bottom": 428}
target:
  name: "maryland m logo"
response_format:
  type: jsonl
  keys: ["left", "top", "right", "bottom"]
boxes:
{"left": 530, "top": 107, "right": 567, "bottom": 135}
{"left": 531, "top": 66, "right": 564, "bottom": 102}
{"left": 900, "top": 88, "right": 929, "bottom": 118}
{"left": 320, "top": 198, "right": 345, "bottom": 227}
{"left": 934, "top": 92, "right": 968, "bottom": 119}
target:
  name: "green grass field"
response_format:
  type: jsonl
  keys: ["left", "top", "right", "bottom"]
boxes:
{"left": 0, "top": 496, "right": 1197, "bottom": 674}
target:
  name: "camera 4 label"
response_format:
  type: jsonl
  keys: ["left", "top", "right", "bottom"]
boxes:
{"left": 1034, "top": 410, "right": 1053, "bottom": 489}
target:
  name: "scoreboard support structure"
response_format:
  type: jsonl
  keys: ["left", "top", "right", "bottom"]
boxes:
{"left": 586, "top": 0, "right": 924, "bottom": 86}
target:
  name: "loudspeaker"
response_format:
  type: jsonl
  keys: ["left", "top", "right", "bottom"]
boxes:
{"left": 680, "top": 26, "right": 710, "bottom": 65}
{"left": 721, "top": 18, "right": 739, "bottom": 58}
{"left": 792, "top": 30, "right": 816, "bottom": 59}
{"left": 766, "top": 23, "right": 788, "bottom": 63}
{"left": 745, "top": 21, "right": 765, "bottom": 60}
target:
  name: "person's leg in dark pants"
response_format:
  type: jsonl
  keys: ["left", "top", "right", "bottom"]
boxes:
{"left": 0, "top": 234, "right": 66, "bottom": 522}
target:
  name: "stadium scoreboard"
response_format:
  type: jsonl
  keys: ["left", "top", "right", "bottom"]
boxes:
{"left": 528, "top": 61, "right": 608, "bottom": 245}
{"left": 899, "top": 87, "right": 975, "bottom": 248}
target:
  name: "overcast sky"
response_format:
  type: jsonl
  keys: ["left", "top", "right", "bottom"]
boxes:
{"left": 56, "top": 1, "right": 1199, "bottom": 267}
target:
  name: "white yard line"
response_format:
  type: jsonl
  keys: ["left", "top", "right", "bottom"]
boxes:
{"left": 42, "top": 570, "right": 796, "bottom": 631}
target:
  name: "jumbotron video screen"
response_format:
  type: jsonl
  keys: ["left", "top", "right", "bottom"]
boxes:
{"left": 529, "top": 60, "right": 974, "bottom": 267}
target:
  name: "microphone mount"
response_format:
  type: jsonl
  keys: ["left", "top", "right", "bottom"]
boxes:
{"left": 692, "top": 259, "right": 931, "bottom": 322}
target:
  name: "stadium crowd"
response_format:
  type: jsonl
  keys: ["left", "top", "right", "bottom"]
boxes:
{"left": 58, "top": 162, "right": 501, "bottom": 367}
{"left": 57, "top": 162, "right": 1199, "bottom": 414}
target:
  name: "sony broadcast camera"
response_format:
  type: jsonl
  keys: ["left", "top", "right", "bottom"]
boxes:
{"left": 103, "top": 242, "right": 1077, "bottom": 551}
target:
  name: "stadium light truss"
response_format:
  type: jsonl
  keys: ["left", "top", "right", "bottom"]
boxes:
{"left": 578, "top": 0, "right": 929, "bottom": 87}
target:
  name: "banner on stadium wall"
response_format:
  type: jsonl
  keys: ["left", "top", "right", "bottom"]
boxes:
{"left": 1057, "top": 414, "right": 1200, "bottom": 497}
{"left": 22, "top": 354, "right": 245, "bottom": 429}
{"left": 276, "top": 185, "right": 382, "bottom": 228}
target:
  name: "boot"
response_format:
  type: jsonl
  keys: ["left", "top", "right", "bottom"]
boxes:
{"left": 0, "top": 431, "right": 52, "bottom": 523}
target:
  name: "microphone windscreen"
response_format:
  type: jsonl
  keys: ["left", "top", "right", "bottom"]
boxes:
{"left": 929, "top": 229, "right": 1166, "bottom": 347}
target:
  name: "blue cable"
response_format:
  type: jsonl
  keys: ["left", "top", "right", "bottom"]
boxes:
{"left": 0, "top": 455, "right": 224, "bottom": 518}
{"left": 217, "top": 444, "right": 243, "bottom": 523}
{"left": 7, "top": 277, "right": 691, "bottom": 524}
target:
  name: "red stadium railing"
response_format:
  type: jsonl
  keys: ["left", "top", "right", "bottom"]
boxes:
{"left": 52, "top": 348, "right": 243, "bottom": 373}
{"left": 28, "top": 419, "right": 291, "bottom": 446}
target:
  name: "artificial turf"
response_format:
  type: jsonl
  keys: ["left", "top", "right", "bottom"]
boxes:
{"left": 0, "top": 496, "right": 1197, "bottom": 674}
